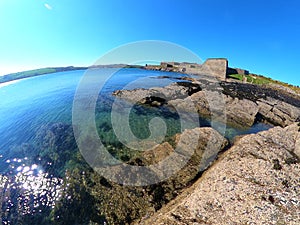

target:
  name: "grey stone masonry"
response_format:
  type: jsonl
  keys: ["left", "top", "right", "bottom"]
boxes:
{"left": 159, "top": 58, "right": 228, "bottom": 80}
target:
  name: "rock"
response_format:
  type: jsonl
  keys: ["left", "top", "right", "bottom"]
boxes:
{"left": 175, "top": 82, "right": 202, "bottom": 95}
{"left": 111, "top": 127, "right": 228, "bottom": 186}
{"left": 64, "top": 127, "right": 227, "bottom": 225}
{"left": 113, "top": 77, "right": 300, "bottom": 128}
{"left": 167, "top": 97, "right": 199, "bottom": 115}
{"left": 170, "top": 90, "right": 258, "bottom": 128}
{"left": 112, "top": 82, "right": 193, "bottom": 104}
{"left": 224, "top": 95, "right": 259, "bottom": 127}
{"left": 257, "top": 97, "right": 300, "bottom": 126}
{"left": 113, "top": 88, "right": 157, "bottom": 103}
{"left": 220, "top": 81, "right": 300, "bottom": 127}
{"left": 174, "top": 127, "right": 228, "bottom": 171}
{"left": 140, "top": 96, "right": 167, "bottom": 107}
{"left": 267, "top": 83, "right": 300, "bottom": 97}
{"left": 189, "top": 90, "right": 226, "bottom": 119}
{"left": 137, "top": 142, "right": 174, "bottom": 164}
{"left": 137, "top": 123, "right": 300, "bottom": 225}
{"left": 295, "top": 124, "right": 300, "bottom": 157}
{"left": 190, "top": 90, "right": 210, "bottom": 115}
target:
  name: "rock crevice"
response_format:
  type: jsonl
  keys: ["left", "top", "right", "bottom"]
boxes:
{"left": 137, "top": 123, "right": 300, "bottom": 225}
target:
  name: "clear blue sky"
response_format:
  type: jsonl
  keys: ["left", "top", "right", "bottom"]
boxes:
{"left": 0, "top": 0, "right": 299, "bottom": 85}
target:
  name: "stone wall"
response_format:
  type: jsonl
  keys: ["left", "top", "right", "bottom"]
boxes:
{"left": 159, "top": 58, "right": 228, "bottom": 80}
{"left": 159, "top": 58, "right": 253, "bottom": 81}
{"left": 227, "top": 67, "right": 249, "bottom": 75}
{"left": 199, "top": 58, "right": 228, "bottom": 80}
{"left": 160, "top": 62, "right": 202, "bottom": 74}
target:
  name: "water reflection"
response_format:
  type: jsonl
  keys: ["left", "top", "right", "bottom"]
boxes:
{"left": 0, "top": 157, "right": 64, "bottom": 224}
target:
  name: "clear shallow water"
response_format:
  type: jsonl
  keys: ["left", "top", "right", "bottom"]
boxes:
{"left": 0, "top": 69, "right": 180, "bottom": 149}
{"left": 0, "top": 68, "right": 272, "bottom": 224}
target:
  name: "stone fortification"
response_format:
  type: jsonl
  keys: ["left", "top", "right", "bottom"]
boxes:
{"left": 159, "top": 58, "right": 228, "bottom": 80}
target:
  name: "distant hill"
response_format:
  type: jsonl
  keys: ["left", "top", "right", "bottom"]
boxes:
{"left": 0, "top": 64, "right": 144, "bottom": 84}
{"left": 0, "top": 66, "right": 88, "bottom": 84}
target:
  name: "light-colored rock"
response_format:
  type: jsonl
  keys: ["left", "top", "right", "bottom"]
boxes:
{"left": 170, "top": 90, "right": 258, "bottom": 127}
{"left": 130, "top": 127, "right": 228, "bottom": 180}
{"left": 267, "top": 83, "right": 300, "bottom": 97}
{"left": 113, "top": 82, "right": 192, "bottom": 104}
{"left": 138, "top": 142, "right": 174, "bottom": 164}
{"left": 295, "top": 132, "right": 300, "bottom": 158}
{"left": 257, "top": 97, "right": 300, "bottom": 126}
{"left": 225, "top": 95, "right": 259, "bottom": 127}
{"left": 174, "top": 127, "right": 228, "bottom": 171}
{"left": 191, "top": 90, "right": 226, "bottom": 118}
{"left": 137, "top": 123, "right": 300, "bottom": 225}
{"left": 114, "top": 79, "right": 300, "bottom": 128}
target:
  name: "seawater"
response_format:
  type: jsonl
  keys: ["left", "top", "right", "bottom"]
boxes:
{"left": 0, "top": 68, "right": 272, "bottom": 224}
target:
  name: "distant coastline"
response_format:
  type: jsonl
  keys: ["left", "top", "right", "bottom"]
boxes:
{"left": 0, "top": 64, "right": 145, "bottom": 84}
{"left": 0, "top": 66, "right": 88, "bottom": 84}
{"left": 1, "top": 63, "right": 299, "bottom": 95}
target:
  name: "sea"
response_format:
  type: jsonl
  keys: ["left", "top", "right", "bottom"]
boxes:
{"left": 0, "top": 68, "right": 272, "bottom": 224}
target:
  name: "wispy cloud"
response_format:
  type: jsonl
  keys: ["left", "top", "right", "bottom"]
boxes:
{"left": 44, "top": 3, "right": 52, "bottom": 10}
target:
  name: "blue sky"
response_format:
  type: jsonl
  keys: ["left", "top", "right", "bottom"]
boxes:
{"left": 0, "top": 0, "right": 299, "bottom": 85}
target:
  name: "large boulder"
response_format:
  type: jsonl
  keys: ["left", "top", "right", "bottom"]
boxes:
{"left": 224, "top": 95, "right": 259, "bottom": 127}
{"left": 257, "top": 97, "right": 300, "bottom": 126}
{"left": 137, "top": 123, "right": 300, "bottom": 224}
{"left": 169, "top": 90, "right": 259, "bottom": 128}
{"left": 112, "top": 82, "right": 200, "bottom": 104}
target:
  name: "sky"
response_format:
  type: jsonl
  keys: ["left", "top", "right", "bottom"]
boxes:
{"left": 0, "top": 0, "right": 299, "bottom": 85}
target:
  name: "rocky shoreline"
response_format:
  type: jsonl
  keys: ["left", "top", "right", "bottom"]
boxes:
{"left": 110, "top": 74, "right": 300, "bottom": 224}
{"left": 113, "top": 76, "right": 300, "bottom": 128}
{"left": 2, "top": 72, "right": 297, "bottom": 224}
{"left": 136, "top": 123, "right": 300, "bottom": 225}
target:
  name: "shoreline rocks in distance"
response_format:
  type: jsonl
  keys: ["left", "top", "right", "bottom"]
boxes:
{"left": 113, "top": 76, "right": 300, "bottom": 129}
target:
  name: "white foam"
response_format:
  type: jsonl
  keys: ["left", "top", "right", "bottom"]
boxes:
{"left": 0, "top": 79, "right": 21, "bottom": 88}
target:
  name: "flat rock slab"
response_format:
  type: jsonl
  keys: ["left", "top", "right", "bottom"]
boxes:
{"left": 137, "top": 123, "right": 300, "bottom": 225}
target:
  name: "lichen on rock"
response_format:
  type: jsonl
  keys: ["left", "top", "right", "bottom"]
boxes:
{"left": 137, "top": 123, "right": 300, "bottom": 225}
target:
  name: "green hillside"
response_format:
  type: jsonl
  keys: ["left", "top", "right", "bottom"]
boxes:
{"left": 228, "top": 73, "right": 300, "bottom": 94}
{"left": 0, "top": 66, "right": 87, "bottom": 84}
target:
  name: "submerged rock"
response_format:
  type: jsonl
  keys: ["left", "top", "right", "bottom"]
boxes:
{"left": 137, "top": 123, "right": 300, "bottom": 225}
{"left": 53, "top": 127, "right": 227, "bottom": 225}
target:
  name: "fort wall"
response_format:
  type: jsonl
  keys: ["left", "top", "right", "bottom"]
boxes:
{"left": 147, "top": 58, "right": 251, "bottom": 81}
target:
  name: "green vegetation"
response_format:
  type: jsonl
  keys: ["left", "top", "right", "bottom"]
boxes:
{"left": 124, "top": 64, "right": 144, "bottom": 69}
{"left": 229, "top": 74, "right": 271, "bottom": 85}
{"left": 228, "top": 74, "right": 300, "bottom": 94}
{"left": 0, "top": 65, "right": 144, "bottom": 84}
{"left": 0, "top": 66, "right": 87, "bottom": 84}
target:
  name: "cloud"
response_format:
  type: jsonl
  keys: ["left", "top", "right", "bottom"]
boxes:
{"left": 44, "top": 3, "right": 52, "bottom": 10}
